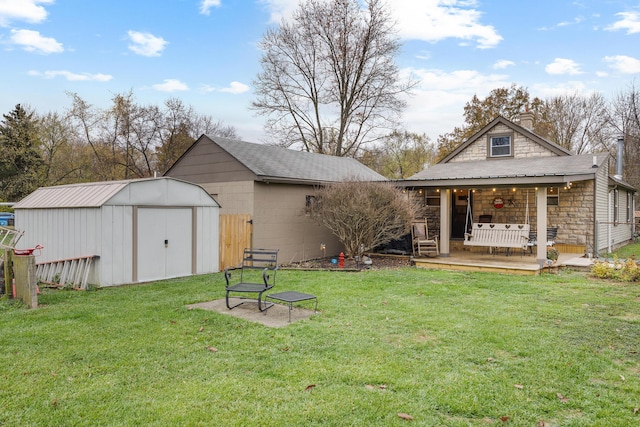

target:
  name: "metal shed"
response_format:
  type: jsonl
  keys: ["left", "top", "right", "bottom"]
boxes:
{"left": 13, "top": 177, "right": 220, "bottom": 287}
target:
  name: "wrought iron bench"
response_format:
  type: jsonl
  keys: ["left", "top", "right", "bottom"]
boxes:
{"left": 464, "top": 223, "right": 530, "bottom": 254}
{"left": 224, "top": 248, "right": 278, "bottom": 311}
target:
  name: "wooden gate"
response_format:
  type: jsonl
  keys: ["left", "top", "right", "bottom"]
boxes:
{"left": 219, "top": 214, "right": 252, "bottom": 270}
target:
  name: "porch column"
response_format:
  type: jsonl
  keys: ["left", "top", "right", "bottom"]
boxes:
{"left": 536, "top": 187, "right": 547, "bottom": 265}
{"left": 440, "top": 189, "right": 451, "bottom": 257}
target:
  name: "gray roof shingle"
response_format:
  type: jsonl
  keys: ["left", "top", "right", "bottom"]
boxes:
{"left": 211, "top": 136, "right": 386, "bottom": 183}
{"left": 407, "top": 152, "right": 609, "bottom": 183}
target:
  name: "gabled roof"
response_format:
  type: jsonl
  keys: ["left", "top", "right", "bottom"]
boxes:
{"left": 404, "top": 152, "right": 610, "bottom": 187}
{"left": 14, "top": 177, "right": 220, "bottom": 209}
{"left": 439, "top": 116, "right": 572, "bottom": 164}
{"left": 172, "top": 135, "right": 387, "bottom": 184}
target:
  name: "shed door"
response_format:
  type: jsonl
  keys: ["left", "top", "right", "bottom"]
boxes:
{"left": 137, "top": 208, "right": 192, "bottom": 282}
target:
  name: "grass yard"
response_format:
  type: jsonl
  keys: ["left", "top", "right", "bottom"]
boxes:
{"left": 1, "top": 267, "right": 639, "bottom": 426}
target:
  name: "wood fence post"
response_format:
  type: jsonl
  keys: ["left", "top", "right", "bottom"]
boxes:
{"left": 4, "top": 250, "right": 12, "bottom": 297}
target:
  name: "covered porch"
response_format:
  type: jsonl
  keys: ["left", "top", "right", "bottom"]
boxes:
{"left": 404, "top": 182, "right": 591, "bottom": 267}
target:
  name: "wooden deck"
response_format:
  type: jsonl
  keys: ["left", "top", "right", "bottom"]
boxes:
{"left": 413, "top": 250, "right": 589, "bottom": 275}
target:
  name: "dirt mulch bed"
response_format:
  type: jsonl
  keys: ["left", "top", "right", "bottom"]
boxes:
{"left": 283, "top": 254, "right": 412, "bottom": 271}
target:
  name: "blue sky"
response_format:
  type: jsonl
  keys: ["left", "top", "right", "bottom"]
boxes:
{"left": 1, "top": 0, "right": 640, "bottom": 144}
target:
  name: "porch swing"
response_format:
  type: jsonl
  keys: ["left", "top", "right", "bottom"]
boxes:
{"left": 463, "top": 189, "right": 530, "bottom": 254}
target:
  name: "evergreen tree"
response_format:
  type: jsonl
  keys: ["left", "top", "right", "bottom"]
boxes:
{"left": 0, "top": 104, "right": 44, "bottom": 201}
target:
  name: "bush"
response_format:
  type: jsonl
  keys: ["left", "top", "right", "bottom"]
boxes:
{"left": 310, "top": 180, "right": 417, "bottom": 259}
{"left": 591, "top": 256, "right": 640, "bottom": 282}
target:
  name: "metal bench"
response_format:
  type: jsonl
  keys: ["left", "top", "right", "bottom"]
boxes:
{"left": 224, "top": 248, "right": 278, "bottom": 311}
{"left": 464, "top": 223, "right": 530, "bottom": 254}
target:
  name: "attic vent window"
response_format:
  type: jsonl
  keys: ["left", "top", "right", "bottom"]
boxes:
{"left": 490, "top": 135, "right": 512, "bottom": 157}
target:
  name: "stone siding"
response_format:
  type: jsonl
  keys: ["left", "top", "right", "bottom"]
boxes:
{"left": 450, "top": 124, "right": 558, "bottom": 162}
{"left": 468, "top": 182, "right": 593, "bottom": 248}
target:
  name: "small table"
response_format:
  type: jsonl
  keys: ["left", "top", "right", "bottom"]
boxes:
{"left": 265, "top": 291, "right": 318, "bottom": 323}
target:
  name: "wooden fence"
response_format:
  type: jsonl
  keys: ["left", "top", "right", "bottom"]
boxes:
{"left": 219, "top": 214, "right": 252, "bottom": 270}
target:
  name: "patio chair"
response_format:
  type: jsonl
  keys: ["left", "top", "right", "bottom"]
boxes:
{"left": 411, "top": 220, "right": 439, "bottom": 257}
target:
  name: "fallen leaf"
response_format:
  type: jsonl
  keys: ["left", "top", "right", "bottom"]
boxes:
{"left": 170, "top": 320, "right": 177, "bottom": 324}
{"left": 379, "top": 384, "right": 387, "bottom": 389}
{"left": 304, "top": 384, "right": 316, "bottom": 392}
{"left": 382, "top": 301, "right": 388, "bottom": 305}
{"left": 500, "top": 416, "right": 510, "bottom": 422}
{"left": 487, "top": 357, "right": 495, "bottom": 362}
{"left": 620, "top": 374, "right": 626, "bottom": 381}
{"left": 557, "top": 393, "right": 569, "bottom": 403}
{"left": 365, "top": 384, "right": 376, "bottom": 390}
{"left": 634, "top": 407, "right": 639, "bottom": 414}
{"left": 537, "top": 420, "right": 547, "bottom": 427}
{"left": 198, "top": 326, "right": 204, "bottom": 332}
{"left": 52, "top": 399, "right": 57, "bottom": 406}
{"left": 397, "top": 413, "right": 414, "bottom": 420}
{"left": 280, "top": 346, "right": 290, "bottom": 352}
{"left": 206, "top": 346, "right": 218, "bottom": 352}
{"left": 514, "top": 384, "right": 524, "bottom": 389}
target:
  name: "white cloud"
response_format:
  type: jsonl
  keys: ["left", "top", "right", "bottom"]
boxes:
{"left": 127, "top": 30, "right": 167, "bottom": 57}
{"left": 199, "top": 81, "right": 250, "bottom": 94}
{"left": 0, "top": 0, "right": 52, "bottom": 27}
{"left": 606, "top": 11, "right": 640, "bottom": 34}
{"left": 603, "top": 55, "right": 640, "bottom": 74}
{"left": 199, "top": 0, "right": 221, "bottom": 15}
{"left": 545, "top": 58, "right": 583, "bottom": 75}
{"left": 219, "top": 81, "right": 250, "bottom": 94}
{"left": 493, "top": 59, "right": 515, "bottom": 70}
{"left": 392, "top": 0, "right": 502, "bottom": 49}
{"left": 260, "top": 0, "right": 298, "bottom": 23}
{"left": 530, "top": 81, "right": 588, "bottom": 98}
{"left": 28, "top": 70, "right": 113, "bottom": 81}
{"left": 261, "top": 0, "right": 501, "bottom": 48}
{"left": 399, "top": 67, "right": 511, "bottom": 137}
{"left": 10, "top": 29, "right": 62, "bottom": 54}
{"left": 153, "top": 79, "right": 189, "bottom": 92}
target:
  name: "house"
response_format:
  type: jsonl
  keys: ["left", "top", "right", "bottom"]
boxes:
{"left": 402, "top": 113, "right": 636, "bottom": 264}
{"left": 164, "top": 135, "right": 386, "bottom": 267}
{"left": 13, "top": 177, "right": 220, "bottom": 286}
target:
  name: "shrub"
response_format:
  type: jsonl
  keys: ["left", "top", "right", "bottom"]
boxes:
{"left": 591, "top": 256, "right": 640, "bottom": 282}
{"left": 310, "top": 180, "right": 418, "bottom": 259}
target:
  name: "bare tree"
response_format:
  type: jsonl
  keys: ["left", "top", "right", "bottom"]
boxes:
{"left": 67, "top": 92, "right": 239, "bottom": 179}
{"left": 310, "top": 180, "right": 418, "bottom": 260}
{"left": 543, "top": 92, "right": 611, "bottom": 154}
{"left": 252, "top": 0, "right": 414, "bottom": 157}
{"left": 609, "top": 83, "right": 640, "bottom": 194}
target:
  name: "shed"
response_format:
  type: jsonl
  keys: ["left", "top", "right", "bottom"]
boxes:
{"left": 13, "top": 177, "right": 220, "bottom": 287}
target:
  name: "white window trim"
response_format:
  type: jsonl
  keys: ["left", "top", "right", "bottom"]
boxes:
{"left": 488, "top": 134, "right": 512, "bottom": 158}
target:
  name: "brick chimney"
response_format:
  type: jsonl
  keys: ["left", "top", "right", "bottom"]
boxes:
{"left": 519, "top": 111, "right": 534, "bottom": 130}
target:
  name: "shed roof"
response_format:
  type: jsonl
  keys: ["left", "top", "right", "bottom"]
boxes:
{"left": 14, "top": 177, "right": 220, "bottom": 209}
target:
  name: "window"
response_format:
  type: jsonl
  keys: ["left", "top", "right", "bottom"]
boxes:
{"left": 547, "top": 187, "right": 559, "bottom": 206}
{"left": 305, "top": 195, "right": 317, "bottom": 214}
{"left": 489, "top": 135, "right": 512, "bottom": 157}
{"left": 425, "top": 189, "right": 440, "bottom": 206}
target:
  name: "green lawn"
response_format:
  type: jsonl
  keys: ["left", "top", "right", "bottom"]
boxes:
{"left": 1, "top": 267, "right": 639, "bottom": 426}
